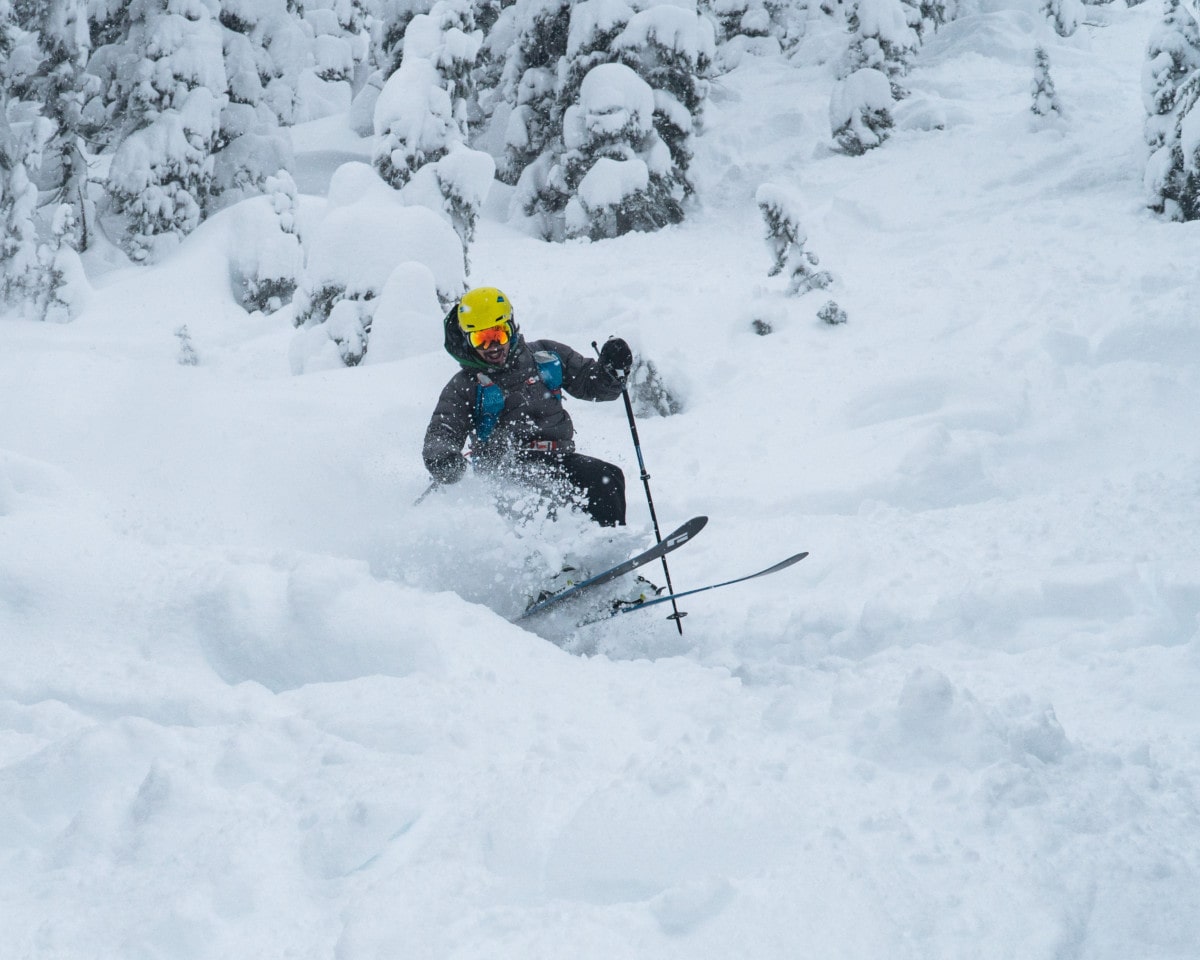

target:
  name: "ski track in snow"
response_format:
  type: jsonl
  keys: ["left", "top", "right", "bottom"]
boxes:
{"left": 2, "top": 4, "right": 1199, "bottom": 958}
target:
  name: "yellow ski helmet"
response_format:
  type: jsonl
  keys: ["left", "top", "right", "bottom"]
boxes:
{"left": 457, "top": 287, "right": 514, "bottom": 336}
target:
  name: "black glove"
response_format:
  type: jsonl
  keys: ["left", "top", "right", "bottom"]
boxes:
{"left": 599, "top": 337, "right": 633, "bottom": 382}
{"left": 428, "top": 453, "right": 467, "bottom": 484}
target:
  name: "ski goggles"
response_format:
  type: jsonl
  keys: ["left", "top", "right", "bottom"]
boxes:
{"left": 468, "top": 323, "right": 511, "bottom": 349}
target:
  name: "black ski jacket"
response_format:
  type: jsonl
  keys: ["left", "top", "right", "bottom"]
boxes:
{"left": 422, "top": 308, "right": 624, "bottom": 474}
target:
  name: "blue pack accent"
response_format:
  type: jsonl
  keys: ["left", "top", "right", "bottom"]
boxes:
{"left": 533, "top": 350, "right": 563, "bottom": 398}
{"left": 474, "top": 373, "right": 504, "bottom": 443}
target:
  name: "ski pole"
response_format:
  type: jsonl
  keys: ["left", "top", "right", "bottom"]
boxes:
{"left": 594, "top": 341, "right": 686, "bottom": 633}
{"left": 413, "top": 481, "right": 438, "bottom": 506}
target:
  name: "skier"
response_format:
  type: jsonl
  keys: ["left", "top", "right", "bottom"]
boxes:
{"left": 422, "top": 286, "right": 634, "bottom": 527}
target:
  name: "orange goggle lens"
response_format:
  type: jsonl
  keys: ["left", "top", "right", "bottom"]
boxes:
{"left": 468, "top": 324, "right": 510, "bottom": 349}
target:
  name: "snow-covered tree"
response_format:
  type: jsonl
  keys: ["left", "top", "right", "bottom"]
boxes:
{"left": 0, "top": 0, "right": 13, "bottom": 60}
{"left": 1031, "top": 45, "right": 1062, "bottom": 119}
{"left": 0, "top": 113, "right": 50, "bottom": 314}
{"left": 1144, "top": 0, "right": 1200, "bottom": 218}
{"left": 707, "top": 0, "right": 773, "bottom": 43}
{"left": 372, "top": 1, "right": 494, "bottom": 270}
{"left": 1, "top": 0, "right": 37, "bottom": 97}
{"left": 231, "top": 169, "right": 304, "bottom": 313}
{"left": 627, "top": 356, "right": 683, "bottom": 417}
{"left": 294, "top": 0, "right": 369, "bottom": 122}
{"left": 403, "top": 144, "right": 496, "bottom": 269}
{"left": 107, "top": 89, "right": 223, "bottom": 261}
{"left": 104, "top": 0, "right": 227, "bottom": 261}
{"left": 563, "top": 62, "right": 681, "bottom": 239}
{"left": 212, "top": 0, "right": 299, "bottom": 206}
{"left": 496, "top": 0, "right": 712, "bottom": 240}
{"left": 85, "top": 0, "right": 309, "bottom": 258}
{"left": 291, "top": 162, "right": 464, "bottom": 368}
{"left": 28, "top": 0, "right": 95, "bottom": 249}
{"left": 236, "top": 0, "right": 315, "bottom": 127}
{"left": 175, "top": 323, "right": 199, "bottom": 363}
{"left": 88, "top": 0, "right": 133, "bottom": 47}
{"left": 375, "top": 58, "right": 459, "bottom": 185}
{"left": 756, "top": 182, "right": 833, "bottom": 295}
{"left": 1043, "top": 0, "right": 1081, "bottom": 38}
{"left": 407, "top": 0, "right": 481, "bottom": 123}
{"left": 374, "top": 0, "right": 435, "bottom": 75}
{"left": 818, "top": 299, "right": 848, "bottom": 324}
{"left": 904, "top": 0, "right": 952, "bottom": 42}
{"left": 558, "top": 0, "right": 632, "bottom": 111}
{"left": 36, "top": 202, "right": 88, "bottom": 321}
{"left": 304, "top": 0, "right": 371, "bottom": 78}
{"left": 373, "top": 0, "right": 483, "bottom": 188}
{"left": 830, "top": 66, "right": 893, "bottom": 154}
{"left": 497, "top": 0, "right": 573, "bottom": 188}
{"left": 841, "top": 0, "right": 919, "bottom": 97}
{"left": 612, "top": 4, "right": 714, "bottom": 188}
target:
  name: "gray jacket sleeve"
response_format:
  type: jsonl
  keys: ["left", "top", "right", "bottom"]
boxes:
{"left": 542, "top": 340, "right": 625, "bottom": 402}
{"left": 422, "top": 373, "right": 474, "bottom": 469}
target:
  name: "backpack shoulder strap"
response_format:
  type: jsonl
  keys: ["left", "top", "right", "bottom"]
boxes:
{"left": 473, "top": 373, "right": 505, "bottom": 443}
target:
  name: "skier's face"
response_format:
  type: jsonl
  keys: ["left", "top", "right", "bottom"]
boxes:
{"left": 475, "top": 339, "right": 510, "bottom": 365}
{"left": 468, "top": 322, "right": 512, "bottom": 365}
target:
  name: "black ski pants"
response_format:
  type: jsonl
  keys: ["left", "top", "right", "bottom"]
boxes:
{"left": 524, "top": 452, "right": 627, "bottom": 526}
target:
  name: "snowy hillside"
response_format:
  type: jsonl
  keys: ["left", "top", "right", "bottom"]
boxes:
{"left": 3, "top": 2, "right": 1199, "bottom": 958}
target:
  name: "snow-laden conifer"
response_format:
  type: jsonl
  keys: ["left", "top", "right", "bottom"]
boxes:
{"left": 0, "top": 114, "right": 50, "bottom": 315}
{"left": 818, "top": 299, "right": 848, "bottom": 324}
{"left": 211, "top": 0, "right": 298, "bottom": 206}
{"left": 28, "top": 0, "right": 95, "bottom": 249}
{"left": 372, "top": 1, "right": 493, "bottom": 271}
{"left": 1042, "top": 0, "right": 1081, "bottom": 38}
{"left": 34, "top": 202, "right": 89, "bottom": 321}
{"left": 707, "top": 0, "right": 773, "bottom": 44}
{"left": 373, "top": 0, "right": 482, "bottom": 189}
{"left": 501, "top": 0, "right": 608, "bottom": 236}
{"left": 1031, "top": 45, "right": 1063, "bottom": 119}
{"left": 559, "top": 0, "right": 634, "bottom": 110}
{"left": 755, "top": 182, "right": 833, "bottom": 295}
{"left": 231, "top": 169, "right": 304, "bottom": 313}
{"left": 240, "top": 0, "right": 315, "bottom": 126}
{"left": 904, "top": 0, "right": 952, "bottom": 41}
{"left": 841, "top": 0, "right": 919, "bottom": 98}
{"left": 304, "top": 0, "right": 371, "bottom": 80}
{"left": 830, "top": 66, "right": 894, "bottom": 154}
{"left": 104, "top": 0, "right": 227, "bottom": 261}
{"left": 611, "top": 3, "right": 714, "bottom": 188}
{"left": 405, "top": 0, "right": 481, "bottom": 127}
{"left": 497, "top": 0, "right": 573, "bottom": 190}
{"left": 108, "top": 89, "right": 223, "bottom": 262}
{"left": 175, "top": 324, "right": 199, "bottom": 364}
{"left": 1143, "top": 0, "right": 1200, "bottom": 218}
{"left": 562, "top": 62, "right": 681, "bottom": 239}
{"left": 88, "top": 0, "right": 132, "bottom": 47}
{"left": 403, "top": 145, "right": 496, "bottom": 270}
{"left": 291, "top": 162, "right": 464, "bottom": 369}
{"left": 1, "top": 0, "right": 36, "bottom": 94}
{"left": 296, "top": 0, "right": 370, "bottom": 121}
{"left": 374, "top": 0, "right": 436, "bottom": 76}
{"left": 497, "top": 0, "right": 711, "bottom": 240}
{"left": 628, "top": 357, "right": 684, "bottom": 417}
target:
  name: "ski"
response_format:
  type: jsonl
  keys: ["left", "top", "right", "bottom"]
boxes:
{"left": 516, "top": 515, "right": 709, "bottom": 620}
{"left": 610, "top": 550, "right": 810, "bottom": 617}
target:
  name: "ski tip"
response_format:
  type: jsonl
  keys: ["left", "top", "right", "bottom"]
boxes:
{"left": 775, "top": 551, "right": 808, "bottom": 570}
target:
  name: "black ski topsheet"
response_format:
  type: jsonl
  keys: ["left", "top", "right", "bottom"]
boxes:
{"left": 611, "top": 550, "right": 810, "bottom": 616}
{"left": 516, "top": 515, "right": 708, "bottom": 620}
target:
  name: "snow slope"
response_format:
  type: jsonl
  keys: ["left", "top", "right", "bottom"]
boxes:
{"left": 2, "top": 3, "right": 1198, "bottom": 958}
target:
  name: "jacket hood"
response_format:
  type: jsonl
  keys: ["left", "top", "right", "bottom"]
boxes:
{"left": 442, "top": 305, "right": 523, "bottom": 372}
